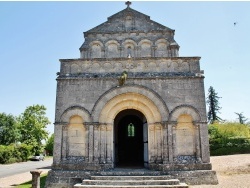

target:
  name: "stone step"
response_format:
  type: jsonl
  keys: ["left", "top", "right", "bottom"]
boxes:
{"left": 82, "top": 179, "right": 180, "bottom": 185}
{"left": 96, "top": 170, "right": 164, "bottom": 176}
{"left": 91, "top": 176, "right": 173, "bottom": 181}
{"left": 74, "top": 183, "right": 189, "bottom": 188}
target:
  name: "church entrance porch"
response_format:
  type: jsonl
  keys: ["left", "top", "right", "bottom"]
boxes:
{"left": 114, "top": 109, "right": 148, "bottom": 168}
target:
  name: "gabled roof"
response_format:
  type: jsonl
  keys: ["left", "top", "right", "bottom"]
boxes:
{"left": 85, "top": 6, "right": 174, "bottom": 35}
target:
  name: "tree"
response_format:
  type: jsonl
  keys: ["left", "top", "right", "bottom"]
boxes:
{"left": 235, "top": 112, "right": 248, "bottom": 124}
{"left": 45, "top": 133, "right": 54, "bottom": 156}
{"left": 18, "top": 105, "right": 50, "bottom": 155}
{"left": 206, "top": 86, "right": 223, "bottom": 124}
{"left": 0, "top": 113, "right": 20, "bottom": 145}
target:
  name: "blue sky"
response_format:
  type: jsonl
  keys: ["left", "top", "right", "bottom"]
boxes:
{"left": 0, "top": 1, "right": 250, "bottom": 134}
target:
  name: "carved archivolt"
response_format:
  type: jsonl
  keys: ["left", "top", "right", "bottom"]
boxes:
{"left": 92, "top": 85, "right": 169, "bottom": 123}
{"left": 60, "top": 106, "right": 91, "bottom": 123}
{"left": 169, "top": 105, "right": 201, "bottom": 122}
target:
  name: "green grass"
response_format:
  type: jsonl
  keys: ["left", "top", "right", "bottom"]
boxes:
{"left": 17, "top": 173, "right": 47, "bottom": 188}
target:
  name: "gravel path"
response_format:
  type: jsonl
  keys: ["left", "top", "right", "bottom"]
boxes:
{"left": 0, "top": 154, "right": 249, "bottom": 188}
{"left": 190, "top": 154, "right": 250, "bottom": 188}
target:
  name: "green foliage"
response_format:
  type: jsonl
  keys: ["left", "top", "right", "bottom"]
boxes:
{"left": 17, "top": 144, "right": 32, "bottom": 161}
{"left": 45, "top": 134, "right": 54, "bottom": 156}
{"left": 206, "top": 86, "right": 223, "bottom": 124}
{"left": 18, "top": 105, "right": 50, "bottom": 155}
{"left": 0, "top": 113, "right": 20, "bottom": 145}
{"left": 0, "top": 144, "right": 32, "bottom": 164}
{"left": 0, "top": 104, "right": 50, "bottom": 163}
{"left": 209, "top": 122, "right": 250, "bottom": 156}
{"left": 0, "top": 145, "right": 15, "bottom": 164}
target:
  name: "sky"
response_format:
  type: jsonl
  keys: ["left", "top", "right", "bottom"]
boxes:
{"left": 0, "top": 1, "right": 250, "bottom": 134}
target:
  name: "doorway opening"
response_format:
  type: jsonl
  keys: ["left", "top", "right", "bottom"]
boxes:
{"left": 114, "top": 109, "right": 148, "bottom": 168}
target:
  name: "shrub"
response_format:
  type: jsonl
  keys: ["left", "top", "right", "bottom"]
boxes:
{"left": 209, "top": 122, "right": 250, "bottom": 156}
{"left": 0, "top": 144, "right": 32, "bottom": 164}
{"left": 0, "top": 145, "right": 15, "bottom": 164}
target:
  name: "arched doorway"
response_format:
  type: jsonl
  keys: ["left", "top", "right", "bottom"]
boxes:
{"left": 114, "top": 109, "right": 148, "bottom": 168}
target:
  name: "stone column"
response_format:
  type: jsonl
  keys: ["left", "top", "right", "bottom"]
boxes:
{"left": 194, "top": 123, "right": 201, "bottom": 161}
{"left": 199, "top": 122, "right": 210, "bottom": 163}
{"left": 62, "top": 125, "right": 68, "bottom": 160}
{"left": 106, "top": 124, "right": 113, "bottom": 163}
{"left": 162, "top": 122, "right": 168, "bottom": 163}
{"left": 93, "top": 124, "right": 100, "bottom": 162}
{"left": 155, "top": 123, "right": 162, "bottom": 163}
{"left": 100, "top": 125, "right": 106, "bottom": 163}
{"left": 148, "top": 124, "right": 155, "bottom": 163}
{"left": 84, "top": 124, "right": 89, "bottom": 161}
{"left": 101, "top": 47, "right": 105, "bottom": 58}
{"left": 168, "top": 123, "right": 174, "bottom": 162}
{"left": 30, "top": 170, "right": 42, "bottom": 188}
{"left": 88, "top": 124, "right": 94, "bottom": 162}
{"left": 137, "top": 46, "right": 141, "bottom": 57}
{"left": 53, "top": 123, "right": 63, "bottom": 166}
{"left": 119, "top": 46, "right": 123, "bottom": 57}
{"left": 172, "top": 124, "right": 177, "bottom": 161}
{"left": 152, "top": 45, "right": 157, "bottom": 57}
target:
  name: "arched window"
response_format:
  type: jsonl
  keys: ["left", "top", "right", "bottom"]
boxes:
{"left": 128, "top": 123, "right": 135, "bottom": 137}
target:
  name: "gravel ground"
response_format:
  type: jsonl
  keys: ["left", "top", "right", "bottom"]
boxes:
{"left": 190, "top": 154, "right": 250, "bottom": 188}
{"left": 0, "top": 154, "right": 249, "bottom": 188}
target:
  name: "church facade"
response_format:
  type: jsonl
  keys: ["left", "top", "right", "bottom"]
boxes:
{"left": 46, "top": 3, "right": 217, "bottom": 188}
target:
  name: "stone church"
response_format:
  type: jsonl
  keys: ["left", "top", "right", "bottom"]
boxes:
{"left": 46, "top": 2, "right": 218, "bottom": 188}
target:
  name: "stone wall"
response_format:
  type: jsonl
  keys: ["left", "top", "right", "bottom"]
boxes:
{"left": 55, "top": 76, "right": 206, "bottom": 123}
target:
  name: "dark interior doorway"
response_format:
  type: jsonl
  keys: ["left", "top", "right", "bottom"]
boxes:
{"left": 114, "top": 109, "right": 145, "bottom": 168}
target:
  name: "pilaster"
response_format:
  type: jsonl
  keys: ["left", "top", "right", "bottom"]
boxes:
{"left": 93, "top": 124, "right": 100, "bottom": 162}
{"left": 167, "top": 123, "right": 174, "bottom": 162}
{"left": 100, "top": 125, "right": 106, "bottom": 163}
{"left": 53, "top": 123, "right": 63, "bottom": 165}
{"left": 162, "top": 122, "right": 168, "bottom": 163}
{"left": 106, "top": 124, "right": 113, "bottom": 163}
{"left": 88, "top": 124, "right": 94, "bottom": 162}
{"left": 194, "top": 123, "right": 201, "bottom": 161}
{"left": 62, "top": 125, "right": 68, "bottom": 160}
{"left": 148, "top": 124, "right": 155, "bottom": 163}
{"left": 199, "top": 122, "right": 210, "bottom": 163}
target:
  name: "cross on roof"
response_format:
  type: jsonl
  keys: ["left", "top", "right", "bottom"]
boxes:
{"left": 125, "top": 1, "right": 132, "bottom": 8}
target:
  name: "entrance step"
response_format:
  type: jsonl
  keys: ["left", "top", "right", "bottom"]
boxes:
{"left": 74, "top": 175, "right": 189, "bottom": 188}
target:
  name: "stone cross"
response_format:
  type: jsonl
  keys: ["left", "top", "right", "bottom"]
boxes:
{"left": 125, "top": 1, "right": 132, "bottom": 8}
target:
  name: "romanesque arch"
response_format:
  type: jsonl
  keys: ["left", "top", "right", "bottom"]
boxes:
{"left": 138, "top": 39, "right": 152, "bottom": 57}
{"left": 169, "top": 105, "right": 201, "bottom": 122}
{"left": 123, "top": 39, "right": 137, "bottom": 57}
{"left": 155, "top": 38, "right": 168, "bottom": 57}
{"left": 169, "top": 105, "right": 202, "bottom": 162}
{"left": 89, "top": 40, "right": 104, "bottom": 58}
{"left": 91, "top": 85, "right": 169, "bottom": 123}
{"left": 60, "top": 106, "right": 91, "bottom": 123}
{"left": 105, "top": 40, "right": 120, "bottom": 58}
